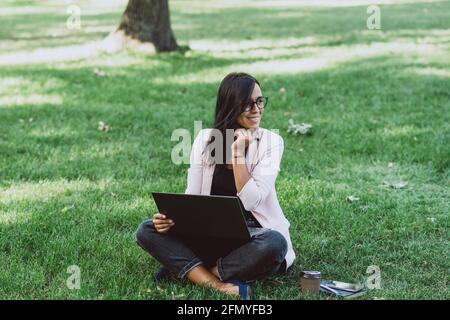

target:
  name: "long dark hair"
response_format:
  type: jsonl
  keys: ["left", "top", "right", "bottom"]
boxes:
{"left": 203, "top": 72, "right": 260, "bottom": 167}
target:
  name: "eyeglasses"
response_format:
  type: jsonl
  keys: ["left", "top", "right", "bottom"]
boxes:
{"left": 244, "top": 96, "right": 268, "bottom": 112}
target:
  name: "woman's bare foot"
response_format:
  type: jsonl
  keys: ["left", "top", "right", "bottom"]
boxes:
{"left": 186, "top": 265, "right": 239, "bottom": 297}
{"left": 210, "top": 266, "right": 220, "bottom": 278}
{"left": 217, "top": 282, "right": 240, "bottom": 297}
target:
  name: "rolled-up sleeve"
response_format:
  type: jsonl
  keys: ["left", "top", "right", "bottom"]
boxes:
{"left": 185, "top": 130, "right": 206, "bottom": 195}
{"left": 237, "top": 136, "right": 284, "bottom": 211}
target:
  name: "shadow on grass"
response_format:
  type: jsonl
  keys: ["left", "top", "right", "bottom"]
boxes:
{"left": 1, "top": 1, "right": 449, "bottom": 55}
{"left": 0, "top": 54, "right": 449, "bottom": 183}
{"left": 172, "top": 1, "right": 450, "bottom": 42}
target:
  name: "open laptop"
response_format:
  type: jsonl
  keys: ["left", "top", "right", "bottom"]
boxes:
{"left": 151, "top": 192, "right": 252, "bottom": 261}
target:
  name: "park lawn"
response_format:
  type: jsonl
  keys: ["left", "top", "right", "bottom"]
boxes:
{"left": 0, "top": 0, "right": 449, "bottom": 299}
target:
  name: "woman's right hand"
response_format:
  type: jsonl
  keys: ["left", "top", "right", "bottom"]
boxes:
{"left": 153, "top": 213, "right": 175, "bottom": 234}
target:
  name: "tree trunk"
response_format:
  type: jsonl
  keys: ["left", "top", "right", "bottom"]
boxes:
{"left": 116, "top": 0, "right": 178, "bottom": 52}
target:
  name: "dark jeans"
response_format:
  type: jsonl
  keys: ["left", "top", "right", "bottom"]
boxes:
{"left": 136, "top": 220, "right": 288, "bottom": 282}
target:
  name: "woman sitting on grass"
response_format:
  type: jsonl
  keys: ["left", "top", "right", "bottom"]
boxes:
{"left": 136, "top": 72, "right": 295, "bottom": 299}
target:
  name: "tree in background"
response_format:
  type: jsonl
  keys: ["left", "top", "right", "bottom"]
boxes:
{"left": 103, "top": 0, "right": 178, "bottom": 53}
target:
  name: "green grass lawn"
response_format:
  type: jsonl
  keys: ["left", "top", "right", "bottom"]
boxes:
{"left": 0, "top": 0, "right": 449, "bottom": 300}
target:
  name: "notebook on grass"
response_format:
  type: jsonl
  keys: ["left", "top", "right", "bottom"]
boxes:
{"left": 320, "top": 280, "right": 367, "bottom": 299}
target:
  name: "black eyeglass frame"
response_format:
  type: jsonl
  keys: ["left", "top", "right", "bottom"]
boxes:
{"left": 244, "top": 96, "right": 268, "bottom": 112}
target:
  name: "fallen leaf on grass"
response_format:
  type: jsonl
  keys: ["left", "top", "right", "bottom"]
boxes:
{"left": 346, "top": 195, "right": 360, "bottom": 203}
{"left": 19, "top": 117, "right": 33, "bottom": 123}
{"left": 98, "top": 121, "right": 111, "bottom": 132}
{"left": 93, "top": 68, "right": 107, "bottom": 77}
{"left": 60, "top": 205, "right": 75, "bottom": 213}
{"left": 171, "top": 292, "right": 185, "bottom": 299}
{"left": 427, "top": 217, "right": 436, "bottom": 223}
{"left": 383, "top": 181, "right": 408, "bottom": 189}
{"left": 287, "top": 119, "right": 313, "bottom": 135}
